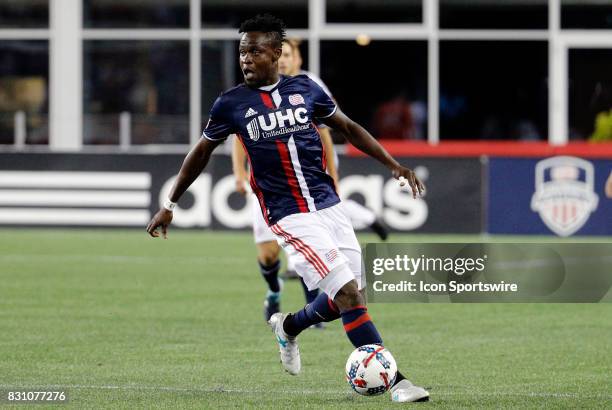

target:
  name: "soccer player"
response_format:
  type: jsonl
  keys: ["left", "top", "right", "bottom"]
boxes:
{"left": 232, "top": 38, "right": 388, "bottom": 322}
{"left": 146, "top": 14, "right": 429, "bottom": 402}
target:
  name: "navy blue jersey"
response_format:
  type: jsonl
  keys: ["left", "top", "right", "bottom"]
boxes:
{"left": 202, "top": 75, "right": 340, "bottom": 225}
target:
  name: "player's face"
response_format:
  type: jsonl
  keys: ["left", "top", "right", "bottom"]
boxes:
{"left": 278, "top": 42, "right": 296, "bottom": 76}
{"left": 239, "top": 32, "right": 281, "bottom": 87}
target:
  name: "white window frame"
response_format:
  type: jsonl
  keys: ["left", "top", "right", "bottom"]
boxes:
{"left": 0, "top": 0, "right": 610, "bottom": 151}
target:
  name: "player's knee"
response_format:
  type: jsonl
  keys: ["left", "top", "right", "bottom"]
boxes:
{"left": 257, "top": 242, "right": 280, "bottom": 266}
{"left": 333, "top": 280, "right": 364, "bottom": 311}
{"left": 258, "top": 252, "right": 279, "bottom": 266}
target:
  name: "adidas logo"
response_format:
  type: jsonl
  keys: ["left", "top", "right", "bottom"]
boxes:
{"left": 245, "top": 108, "right": 258, "bottom": 118}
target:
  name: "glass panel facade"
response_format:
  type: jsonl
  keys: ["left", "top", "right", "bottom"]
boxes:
{"left": 0, "top": 41, "right": 49, "bottom": 145}
{"left": 0, "top": 0, "right": 48, "bottom": 28}
{"left": 569, "top": 49, "right": 612, "bottom": 141}
{"left": 321, "top": 40, "right": 427, "bottom": 140}
{"left": 439, "top": 41, "right": 548, "bottom": 140}
{"left": 562, "top": 0, "right": 612, "bottom": 29}
{"left": 201, "top": 40, "right": 242, "bottom": 122}
{"left": 202, "top": 0, "right": 308, "bottom": 28}
{"left": 84, "top": 0, "right": 189, "bottom": 28}
{"left": 440, "top": 0, "right": 548, "bottom": 29}
{"left": 326, "top": 0, "right": 422, "bottom": 24}
{"left": 83, "top": 41, "right": 189, "bottom": 145}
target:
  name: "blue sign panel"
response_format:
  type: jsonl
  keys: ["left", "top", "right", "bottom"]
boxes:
{"left": 488, "top": 156, "right": 612, "bottom": 236}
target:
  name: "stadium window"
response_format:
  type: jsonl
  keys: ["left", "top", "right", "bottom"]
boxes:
{"left": 83, "top": 0, "right": 189, "bottom": 28}
{"left": 83, "top": 41, "right": 189, "bottom": 145}
{"left": 439, "top": 41, "right": 548, "bottom": 140}
{"left": 0, "top": 0, "right": 48, "bottom": 28}
{"left": 320, "top": 40, "right": 427, "bottom": 141}
{"left": 0, "top": 41, "right": 49, "bottom": 145}
{"left": 439, "top": 0, "right": 548, "bottom": 29}
{"left": 201, "top": 40, "right": 242, "bottom": 121}
{"left": 201, "top": 0, "right": 308, "bottom": 29}
{"left": 569, "top": 49, "right": 612, "bottom": 141}
{"left": 562, "top": 0, "right": 612, "bottom": 29}
{"left": 326, "top": 0, "right": 422, "bottom": 24}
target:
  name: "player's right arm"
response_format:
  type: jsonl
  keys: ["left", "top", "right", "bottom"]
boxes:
{"left": 146, "top": 138, "right": 222, "bottom": 238}
{"left": 231, "top": 136, "right": 250, "bottom": 196}
{"left": 146, "top": 94, "right": 233, "bottom": 238}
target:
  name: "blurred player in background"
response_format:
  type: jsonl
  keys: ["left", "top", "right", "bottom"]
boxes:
{"left": 232, "top": 38, "right": 388, "bottom": 323}
{"left": 279, "top": 39, "right": 389, "bottom": 240}
{"left": 147, "top": 14, "right": 428, "bottom": 402}
{"left": 233, "top": 137, "right": 320, "bottom": 322}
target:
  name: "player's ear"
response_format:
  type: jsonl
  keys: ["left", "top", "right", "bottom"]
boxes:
{"left": 272, "top": 46, "right": 282, "bottom": 61}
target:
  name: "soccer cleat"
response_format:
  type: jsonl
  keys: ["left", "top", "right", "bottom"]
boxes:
{"left": 280, "top": 269, "right": 300, "bottom": 280}
{"left": 369, "top": 219, "right": 389, "bottom": 241}
{"left": 268, "top": 313, "right": 301, "bottom": 375}
{"left": 263, "top": 280, "right": 283, "bottom": 322}
{"left": 263, "top": 298, "right": 280, "bottom": 322}
{"left": 390, "top": 379, "right": 430, "bottom": 402}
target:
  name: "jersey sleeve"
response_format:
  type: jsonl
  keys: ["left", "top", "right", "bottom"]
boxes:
{"left": 202, "top": 95, "right": 234, "bottom": 141}
{"left": 309, "top": 78, "right": 337, "bottom": 119}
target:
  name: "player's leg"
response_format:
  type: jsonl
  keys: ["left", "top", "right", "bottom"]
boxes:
{"left": 267, "top": 211, "right": 351, "bottom": 375}
{"left": 342, "top": 199, "right": 388, "bottom": 241}
{"left": 280, "top": 248, "right": 299, "bottom": 279}
{"left": 252, "top": 197, "right": 283, "bottom": 321}
{"left": 327, "top": 203, "right": 428, "bottom": 402}
{"left": 257, "top": 240, "right": 282, "bottom": 321}
{"left": 274, "top": 204, "right": 429, "bottom": 401}
{"left": 285, "top": 250, "right": 320, "bottom": 309}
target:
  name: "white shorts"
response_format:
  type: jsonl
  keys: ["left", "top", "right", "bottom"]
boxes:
{"left": 270, "top": 203, "right": 363, "bottom": 299}
{"left": 252, "top": 196, "right": 276, "bottom": 244}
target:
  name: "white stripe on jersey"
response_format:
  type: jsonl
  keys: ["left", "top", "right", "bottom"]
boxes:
{"left": 271, "top": 89, "right": 282, "bottom": 108}
{"left": 287, "top": 135, "right": 316, "bottom": 212}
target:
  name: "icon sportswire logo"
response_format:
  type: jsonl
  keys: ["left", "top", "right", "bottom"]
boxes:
{"left": 245, "top": 107, "right": 311, "bottom": 141}
{"left": 530, "top": 156, "right": 599, "bottom": 237}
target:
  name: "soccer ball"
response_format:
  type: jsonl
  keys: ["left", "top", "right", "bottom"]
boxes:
{"left": 345, "top": 344, "right": 398, "bottom": 396}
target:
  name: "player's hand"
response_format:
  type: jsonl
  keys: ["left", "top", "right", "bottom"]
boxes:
{"left": 606, "top": 173, "right": 612, "bottom": 198}
{"left": 146, "top": 209, "right": 173, "bottom": 239}
{"left": 235, "top": 178, "right": 250, "bottom": 196}
{"left": 392, "top": 166, "right": 425, "bottom": 199}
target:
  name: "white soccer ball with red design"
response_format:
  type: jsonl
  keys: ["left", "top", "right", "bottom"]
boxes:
{"left": 345, "top": 344, "right": 398, "bottom": 396}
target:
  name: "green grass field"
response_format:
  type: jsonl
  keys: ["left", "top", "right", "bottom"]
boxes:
{"left": 1, "top": 229, "right": 611, "bottom": 409}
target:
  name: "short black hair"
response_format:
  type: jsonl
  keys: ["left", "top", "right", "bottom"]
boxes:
{"left": 238, "top": 14, "right": 286, "bottom": 49}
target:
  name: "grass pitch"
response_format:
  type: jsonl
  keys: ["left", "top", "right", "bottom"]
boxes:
{"left": 0, "top": 229, "right": 611, "bottom": 409}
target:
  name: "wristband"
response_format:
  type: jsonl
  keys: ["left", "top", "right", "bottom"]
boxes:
{"left": 163, "top": 198, "right": 177, "bottom": 211}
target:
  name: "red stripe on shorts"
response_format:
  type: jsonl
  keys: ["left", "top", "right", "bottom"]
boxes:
{"left": 271, "top": 225, "right": 329, "bottom": 278}
{"left": 273, "top": 224, "right": 330, "bottom": 275}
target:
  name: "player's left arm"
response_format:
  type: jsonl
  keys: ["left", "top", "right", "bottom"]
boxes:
{"left": 319, "top": 127, "right": 339, "bottom": 189}
{"left": 323, "top": 108, "right": 425, "bottom": 198}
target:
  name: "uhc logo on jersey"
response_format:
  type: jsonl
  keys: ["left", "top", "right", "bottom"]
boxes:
{"left": 245, "top": 107, "right": 311, "bottom": 141}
